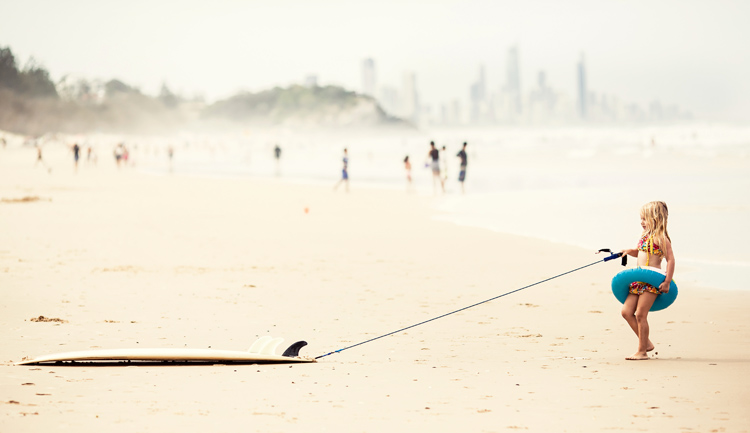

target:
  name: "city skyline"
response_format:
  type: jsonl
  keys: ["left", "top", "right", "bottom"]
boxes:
{"left": 361, "top": 50, "right": 692, "bottom": 126}
{"left": 2, "top": 0, "right": 749, "bottom": 122}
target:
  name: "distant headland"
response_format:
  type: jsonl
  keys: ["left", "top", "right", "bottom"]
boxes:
{"left": 0, "top": 46, "right": 410, "bottom": 135}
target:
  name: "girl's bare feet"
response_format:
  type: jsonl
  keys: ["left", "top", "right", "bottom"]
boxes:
{"left": 627, "top": 342, "right": 654, "bottom": 359}
{"left": 626, "top": 352, "right": 650, "bottom": 360}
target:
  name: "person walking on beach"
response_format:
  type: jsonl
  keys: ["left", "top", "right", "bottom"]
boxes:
{"left": 167, "top": 145, "right": 174, "bottom": 173}
{"left": 333, "top": 148, "right": 349, "bottom": 192}
{"left": 619, "top": 201, "right": 675, "bottom": 360}
{"left": 427, "top": 141, "right": 444, "bottom": 194}
{"left": 457, "top": 142, "right": 468, "bottom": 193}
{"left": 34, "top": 144, "right": 43, "bottom": 167}
{"left": 34, "top": 143, "right": 51, "bottom": 173}
{"left": 88, "top": 145, "right": 98, "bottom": 165}
{"left": 440, "top": 145, "right": 449, "bottom": 185}
{"left": 404, "top": 155, "right": 412, "bottom": 190}
{"left": 72, "top": 143, "right": 80, "bottom": 172}
{"left": 114, "top": 143, "right": 124, "bottom": 168}
{"left": 274, "top": 144, "right": 282, "bottom": 176}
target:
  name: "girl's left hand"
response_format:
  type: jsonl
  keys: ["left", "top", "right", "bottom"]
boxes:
{"left": 659, "top": 282, "right": 670, "bottom": 294}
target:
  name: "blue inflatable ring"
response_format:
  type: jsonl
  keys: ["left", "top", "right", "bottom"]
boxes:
{"left": 611, "top": 266, "right": 678, "bottom": 311}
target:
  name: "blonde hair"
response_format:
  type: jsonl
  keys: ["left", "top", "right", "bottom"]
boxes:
{"left": 640, "top": 201, "right": 671, "bottom": 247}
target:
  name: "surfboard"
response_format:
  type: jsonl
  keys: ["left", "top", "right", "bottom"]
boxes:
{"left": 16, "top": 336, "right": 314, "bottom": 365}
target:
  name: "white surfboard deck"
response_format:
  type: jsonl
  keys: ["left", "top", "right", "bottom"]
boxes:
{"left": 17, "top": 337, "right": 314, "bottom": 365}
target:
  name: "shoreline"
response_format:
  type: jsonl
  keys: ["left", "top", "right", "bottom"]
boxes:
{"left": 7, "top": 134, "right": 750, "bottom": 293}
{"left": 3, "top": 135, "right": 749, "bottom": 294}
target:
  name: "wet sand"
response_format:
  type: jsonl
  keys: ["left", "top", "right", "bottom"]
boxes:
{"left": 1, "top": 144, "right": 748, "bottom": 432}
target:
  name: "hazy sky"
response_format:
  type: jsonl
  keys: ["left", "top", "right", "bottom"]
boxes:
{"left": 2, "top": 0, "right": 749, "bottom": 121}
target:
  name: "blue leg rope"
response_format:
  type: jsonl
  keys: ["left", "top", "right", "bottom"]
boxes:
{"left": 315, "top": 252, "right": 622, "bottom": 359}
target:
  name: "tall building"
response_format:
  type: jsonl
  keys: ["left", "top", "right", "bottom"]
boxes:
{"left": 470, "top": 64, "right": 487, "bottom": 123}
{"left": 451, "top": 99, "right": 462, "bottom": 125}
{"left": 477, "top": 64, "right": 486, "bottom": 100}
{"left": 379, "top": 86, "right": 399, "bottom": 116}
{"left": 401, "top": 72, "right": 419, "bottom": 124}
{"left": 505, "top": 46, "right": 522, "bottom": 116}
{"left": 528, "top": 70, "right": 558, "bottom": 123}
{"left": 361, "top": 58, "right": 376, "bottom": 97}
{"left": 304, "top": 74, "right": 318, "bottom": 88}
{"left": 577, "top": 54, "right": 587, "bottom": 119}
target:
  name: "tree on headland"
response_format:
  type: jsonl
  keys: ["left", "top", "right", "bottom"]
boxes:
{"left": 17, "top": 58, "right": 58, "bottom": 98}
{"left": 0, "top": 45, "right": 187, "bottom": 135}
{"left": 158, "top": 82, "right": 181, "bottom": 108}
{"left": 0, "top": 47, "right": 20, "bottom": 91}
{"left": 0, "top": 47, "right": 57, "bottom": 98}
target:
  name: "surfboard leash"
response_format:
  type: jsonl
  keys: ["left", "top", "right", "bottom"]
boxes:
{"left": 315, "top": 250, "right": 624, "bottom": 360}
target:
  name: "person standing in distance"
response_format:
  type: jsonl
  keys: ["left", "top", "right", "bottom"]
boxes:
{"left": 274, "top": 144, "right": 282, "bottom": 176}
{"left": 404, "top": 155, "right": 412, "bottom": 191}
{"left": 72, "top": 143, "right": 81, "bottom": 172}
{"left": 334, "top": 148, "right": 349, "bottom": 193}
{"left": 457, "top": 142, "right": 468, "bottom": 193}
{"left": 427, "top": 141, "right": 444, "bottom": 194}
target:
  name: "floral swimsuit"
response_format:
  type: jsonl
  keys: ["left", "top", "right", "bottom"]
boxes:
{"left": 629, "top": 234, "right": 664, "bottom": 296}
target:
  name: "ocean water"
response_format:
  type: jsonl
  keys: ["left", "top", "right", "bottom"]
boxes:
{"left": 129, "top": 124, "right": 750, "bottom": 290}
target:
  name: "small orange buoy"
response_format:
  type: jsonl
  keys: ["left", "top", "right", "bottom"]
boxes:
{"left": 304, "top": 207, "right": 309, "bottom": 214}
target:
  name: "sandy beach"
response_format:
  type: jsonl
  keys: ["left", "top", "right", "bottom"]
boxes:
{"left": 1, "top": 141, "right": 749, "bottom": 433}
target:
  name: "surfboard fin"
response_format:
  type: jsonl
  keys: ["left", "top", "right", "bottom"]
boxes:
{"left": 248, "top": 336, "right": 273, "bottom": 353}
{"left": 282, "top": 341, "right": 307, "bottom": 357}
{"left": 259, "top": 337, "right": 284, "bottom": 355}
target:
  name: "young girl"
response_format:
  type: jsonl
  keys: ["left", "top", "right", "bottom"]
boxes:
{"left": 404, "top": 155, "right": 412, "bottom": 186}
{"left": 619, "top": 201, "right": 676, "bottom": 360}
